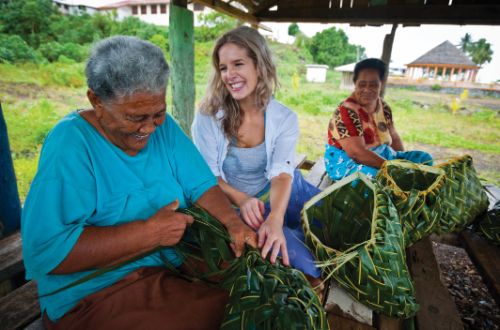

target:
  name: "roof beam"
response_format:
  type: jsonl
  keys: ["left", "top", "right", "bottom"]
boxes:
{"left": 193, "top": 0, "right": 260, "bottom": 25}
{"left": 257, "top": 5, "right": 500, "bottom": 25}
{"left": 252, "top": 0, "right": 278, "bottom": 15}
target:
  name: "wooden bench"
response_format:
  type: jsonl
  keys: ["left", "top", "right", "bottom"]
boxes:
{"left": 301, "top": 158, "right": 499, "bottom": 330}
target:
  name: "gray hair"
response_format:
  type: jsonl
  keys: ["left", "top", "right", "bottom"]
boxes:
{"left": 85, "top": 35, "right": 169, "bottom": 102}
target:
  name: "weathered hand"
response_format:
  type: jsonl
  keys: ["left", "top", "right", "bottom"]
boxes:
{"left": 239, "top": 197, "right": 265, "bottom": 230}
{"left": 257, "top": 217, "right": 289, "bottom": 266}
{"left": 226, "top": 220, "right": 257, "bottom": 257}
{"left": 147, "top": 200, "right": 194, "bottom": 246}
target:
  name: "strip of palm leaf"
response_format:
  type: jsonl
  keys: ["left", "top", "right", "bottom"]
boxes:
{"left": 302, "top": 172, "right": 419, "bottom": 318}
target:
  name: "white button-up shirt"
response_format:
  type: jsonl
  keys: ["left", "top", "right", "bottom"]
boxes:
{"left": 192, "top": 99, "right": 299, "bottom": 181}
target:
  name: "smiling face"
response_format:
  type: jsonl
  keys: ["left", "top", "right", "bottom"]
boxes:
{"left": 353, "top": 68, "right": 382, "bottom": 109}
{"left": 218, "top": 42, "right": 259, "bottom": 107}
{"left": 88, "top": 90, "right": 166, "bottom": 156}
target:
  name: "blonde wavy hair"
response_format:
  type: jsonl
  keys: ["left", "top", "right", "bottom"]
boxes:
{"left": 199, "top": 26, "right": 278, "bottom": 138}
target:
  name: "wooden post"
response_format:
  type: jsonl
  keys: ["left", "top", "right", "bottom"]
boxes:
{"left": 380, "top": 24, "right": 398, "bottom": 97}
{"left": 471, "top": 69, "right": 478, "bottom": 82}
{"left": 433, "top": 66, "right": 438, "bottom": 80}
{"left": 169, "top": 0, "right": 195, "bottom": 135}
{"left": 0, "top": 103, "right": 21, "bottom": 236}
{"left": 450, "top": 67, "right": 455, "bottom": 81}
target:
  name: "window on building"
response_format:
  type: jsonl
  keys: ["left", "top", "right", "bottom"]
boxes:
{"left": 160, "top": 4, "right": 166, "bottom": 14}
{"left": 132, "top": 5, "right": 138, "bottom": 15}
{"left": 193, "top": 3, "right": 204, "bottom": 11}
{"left": 141, "top": 5, "right": 147, "bottom": 14}
{"left": 151, "top": 4, "right": 157, "bottom": 14}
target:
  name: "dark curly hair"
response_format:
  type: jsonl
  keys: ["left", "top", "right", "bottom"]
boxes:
{"left": 353, "top": 58, "right": 386, "bottom": 82}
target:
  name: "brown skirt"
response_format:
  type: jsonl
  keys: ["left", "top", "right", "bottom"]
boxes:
{"left": 44, "top": 267, "right": 229, "bottom": 330}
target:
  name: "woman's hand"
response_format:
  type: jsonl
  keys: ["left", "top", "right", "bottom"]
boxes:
{"left": 257, "top": 216, "right": 289, "bottom": 266}
{"left": 148, "top": 200, "right": 194, "bottom": 246}
{"left": 239, "top": 197, "right": 265, "bottom": 230}
{"left": 226, "top": 221, "right": 258, "bottom": 257}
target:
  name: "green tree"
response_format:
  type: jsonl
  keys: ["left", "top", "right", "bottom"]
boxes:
{"left": 459, "top": 33, "right": 473, "bottom": 53}
{"left": 307, "top": 27, "right": 365, "bottom": 68}
{"left": 288, "top": 23, "right": 299, "bottom": 36}
{"left": 459, "top": 34, "right": 493, "bottom": 67}
{"left": 194, "top": 11, "right": 237, "bottom": 42}
{"left": 0, "top": 0, "right": 58, "bottom": 47}
{"left": 468, "top": 38, "right": 493, "bottom": 67}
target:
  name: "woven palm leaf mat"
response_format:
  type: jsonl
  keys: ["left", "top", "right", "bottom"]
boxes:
{"left": 302, "top": 172, "right": 419, "bottom": 318}
{"left": 178, "top": 207, "right": 329, "bottom": 330}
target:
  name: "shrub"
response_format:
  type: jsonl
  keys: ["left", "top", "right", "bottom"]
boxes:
{"left": 0, "top": 34, "right": 40, "bottom": 63}
{"left": 431, "top": 84, "right": 442, "bottom": 91}
{"left": 38, "top": 41, "right": 88, "bottom": 62}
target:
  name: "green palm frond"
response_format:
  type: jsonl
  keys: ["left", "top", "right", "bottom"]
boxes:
{"left": 179, "top": 206, "right": 329, "bottom": 330}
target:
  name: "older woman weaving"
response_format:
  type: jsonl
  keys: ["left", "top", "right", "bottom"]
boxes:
{"left": 21, "top": 36, "right": 256, "bottom": 330}
{"left": 325, "top": 58, "right": 433, "bottom": 181}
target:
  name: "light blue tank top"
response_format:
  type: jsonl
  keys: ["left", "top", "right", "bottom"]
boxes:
{"left": 222, "top": 139, "right": 269, "bottom": 197}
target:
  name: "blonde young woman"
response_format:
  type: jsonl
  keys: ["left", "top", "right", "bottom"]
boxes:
{"left": 192, "top": 26, "right": 321, "bottom": 281}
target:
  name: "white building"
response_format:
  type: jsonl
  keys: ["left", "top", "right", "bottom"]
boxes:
{"left": 53, "top": 0, "right": 207, "bottom": 26}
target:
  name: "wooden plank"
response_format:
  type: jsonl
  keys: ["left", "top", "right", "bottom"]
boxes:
{"left": 169, "top": 3, "right": 195, "bottom": 135}
{"left": 328, "top": 313, "right": 375, "bottom": 330}
{"left": 429, "top": 233, "right": 460, "bottom": 247}
{"left": 325, "top": 282, "right": 373, "bottom": 326}
{"left": 460, "top": 229, "right": 500, "bottom": 306}
{"left": 294, "top": 153, "right": 307, "bottom": 169}
{"left": 0, "top": 104, "right": 22, "bottom": 235}
{"left": 374, "top": 314, "right": 403, "bottom": 330}
{"left": 406, "top": 237, "right": 463, "bottom": 330}
{"left": 0, "top": 281, "right": 40, "bottom": 330}
{"left": 0, "top": 231, "right": 23, "bottom": 283}
{"left": 305, "top": 158, "right": 326, "bottom": 187}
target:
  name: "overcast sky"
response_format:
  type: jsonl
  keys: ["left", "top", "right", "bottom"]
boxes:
{"left": 263, "top": 23, "right": 500, "bottom": 83}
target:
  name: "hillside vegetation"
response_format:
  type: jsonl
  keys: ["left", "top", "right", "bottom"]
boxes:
{"left": 0, "top": 2, "right": 499, "bottom": 200}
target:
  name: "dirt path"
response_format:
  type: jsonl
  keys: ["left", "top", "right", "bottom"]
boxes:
{"left": 406, "top": 142, "right": 500, "bottom": 176}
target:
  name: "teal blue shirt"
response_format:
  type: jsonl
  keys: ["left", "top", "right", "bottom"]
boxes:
{"left": 21, "top": 111, "right": 217, "bottom": 321}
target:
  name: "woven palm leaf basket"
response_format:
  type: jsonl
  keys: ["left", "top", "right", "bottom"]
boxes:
{"left": 474, "top": 200, "right": 500, "bottom": 245}
{"left": 434, "top": 155, "right": 489, "bottom": 233}
{"left": 302, "top": 172, "right": 419, "bottom": 318}
{"left": 179, "top": 207, "right": 329, "bottom": 330}
{"left": 376, "top": 160, "right": 446, "bottom": 246}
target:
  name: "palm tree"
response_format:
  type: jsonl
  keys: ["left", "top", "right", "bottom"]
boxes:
{"left": 459, "top": 33, "right": 473, "bottom": 53}
{"left": 469, "top": 38, "right": 493, "bottom": 67}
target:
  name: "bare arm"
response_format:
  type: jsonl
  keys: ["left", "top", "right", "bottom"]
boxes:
{"left": 195, "top": 185, "right": 257, "bottom": 256}
{"left": 258, "top": 173, "right": 292, "bottom": 265}
{"left": 389, "top": 126, "right": 405, "bottom": 151}
{"left": 217, "top": 177, "right": 251, "bottom": 207}
{"left": 52, "top": 200, "right": 192, "bottom": 274}
{"left": 339, "top": 136, "right": 386, "bottom": 168}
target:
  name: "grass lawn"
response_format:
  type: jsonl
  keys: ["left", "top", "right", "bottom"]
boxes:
{"left": 1, "top": 42, "right": 499, "bottom": 200}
